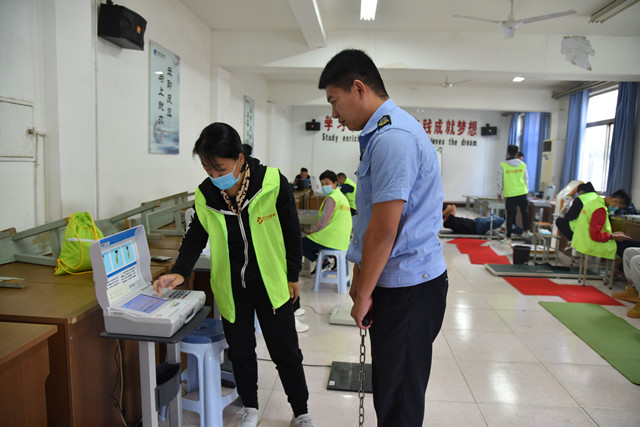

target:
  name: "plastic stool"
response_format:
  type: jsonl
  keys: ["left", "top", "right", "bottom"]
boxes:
{"left": 180, "top": 318, "right": 238, "bottom": 427}
{"left": 313, "top": 249, "right": 349, "bottom": 293}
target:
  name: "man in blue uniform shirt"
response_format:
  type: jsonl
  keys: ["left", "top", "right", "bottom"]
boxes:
{"left": 318, "top": 49, "right": 448, "bottom": 427}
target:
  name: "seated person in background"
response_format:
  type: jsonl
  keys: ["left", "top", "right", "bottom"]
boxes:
{"left": 607, "top": 189, "right": 640, "bottom": 263}
{"left": 293, "top": 167, "right": 310, "bottom": 190}
{"left": 612, "top": 247, "right": 640, "bottom": 318}
{"left": 442, "top": 204, "right": 505, "bottom": 235}
{"left": 571, "top": 190, "right": 632, "bottom": 262}
{"left": 556, "top": 182, "right": 597, "bottom": 241}
{"left": 336, "top": 172, "right": 357, "bottom": 215}
{"left": 302, "top": 170, "right": 353, "bottom": 269}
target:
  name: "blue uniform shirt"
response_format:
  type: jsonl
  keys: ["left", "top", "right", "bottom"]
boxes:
{"left": 347, "top": 99, "right": 447, "bottom": 287}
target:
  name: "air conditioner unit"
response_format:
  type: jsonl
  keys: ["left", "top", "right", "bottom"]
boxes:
{"left": 540, "top": 139, "right": 554, "bottom": 190}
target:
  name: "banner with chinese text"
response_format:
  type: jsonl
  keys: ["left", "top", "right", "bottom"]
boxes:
{"left": 149, "top": 40, "right": 180, "bottom": 154}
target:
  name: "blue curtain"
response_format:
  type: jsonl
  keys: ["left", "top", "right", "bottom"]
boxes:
{"left": 606, "top": 82, "right": 638, "bottom": 194}
{"left": 522, "top": 112, "right": 548, "bottom": 192}
{"left": 560, "top": 89, "right": 590, "bottom": 188}
{"left": 508, "top": 113, "right": 519, "bottom": 148}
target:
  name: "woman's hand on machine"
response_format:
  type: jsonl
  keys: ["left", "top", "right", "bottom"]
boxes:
{"left": 152, "top": 273, "right": 185, "bottom": 295}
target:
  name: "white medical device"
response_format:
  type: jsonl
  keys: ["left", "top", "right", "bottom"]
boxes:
{"left": 90, "top": 225, "right": 205, "bottom": 337}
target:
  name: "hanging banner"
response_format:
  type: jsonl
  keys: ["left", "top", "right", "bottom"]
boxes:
{"left": 149, "top": 40, "right": 180, "bottom": 154}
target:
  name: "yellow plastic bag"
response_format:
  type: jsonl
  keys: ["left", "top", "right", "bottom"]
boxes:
{"left": 54, "top": 212, "right": 104, "bottom": 275}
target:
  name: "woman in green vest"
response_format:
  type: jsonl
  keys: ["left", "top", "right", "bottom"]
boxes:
{"left": 571, "top": 194, "right": 631, "bottom": 260}
{"left": 497, "top": 144, "right": 531, "bottom": 244}
{"left": 302, "top": 170, "right": 353, "bottom": 268}
{"left": 153, "top": 123, "right": 315, "bottom": 427}
{"left": 555, "top": 181, "right": 597, "bottom": 241}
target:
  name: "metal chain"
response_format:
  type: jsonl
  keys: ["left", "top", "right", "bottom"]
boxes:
{"left": 358, "top": 327, "right": 367, "bottom": 427}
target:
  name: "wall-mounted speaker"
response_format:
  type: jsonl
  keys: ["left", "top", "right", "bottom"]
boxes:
{"left": 481, "top": 123, "right": 497, "bottom": 136}
{"left": 305, "top": 119, "right": 320, "bottom": 131}
{"left": 98, "top": 3, "right": 147, "bottom": 51}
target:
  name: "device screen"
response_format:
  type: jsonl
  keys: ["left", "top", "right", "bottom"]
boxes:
{"left": 122, "top": 294, "right": 165, "bottom": 314}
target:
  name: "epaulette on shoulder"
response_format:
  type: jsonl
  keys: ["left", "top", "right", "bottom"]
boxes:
{"left": 376, "top": 115, "right": 391, "bottom": 131}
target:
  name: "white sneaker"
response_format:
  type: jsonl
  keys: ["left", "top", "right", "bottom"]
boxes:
{"left": 502, "top": 237, "right": 512, "bottom": 245}
{"left": 294, "top": 307, "right": 306, "bottom": 316}
{"left": 295, "top": 318, "right": 309, "bottom": 333}
{"left": 237, "top": 407, "right": 259, "bottom": 427}
{"left": 291, "top": 413, "right": 316, "bottom": 427}
{"left": 522, "top": 230, "right": 532, "bottom": 238}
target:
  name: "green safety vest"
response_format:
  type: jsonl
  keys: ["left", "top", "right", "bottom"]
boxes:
{"left": 569, "top": 192, "right": 599, "bottom": 231}
{"left": 571, "top": 196, "right": 616, "bottom": 260}
{"left": 342, "top": 177, "right": 357, "bottom": 211}
{"left": 501, "top": 161, "right": 528, "bottom": 198}
{"left": 307, "top": 188, "right": 352, "bottom": 251}
{"left": 194, "top": 167, "right": 290, "bottom": 323}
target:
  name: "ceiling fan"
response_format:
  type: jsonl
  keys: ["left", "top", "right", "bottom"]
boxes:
{"left": 453, "top": 0, "right": 577, "bottom": 39}
{"left": 440, "top": 76, "right": 471, "bottom": 88}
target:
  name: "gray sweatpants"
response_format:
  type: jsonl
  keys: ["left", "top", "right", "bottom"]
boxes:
{"left": 623, "top": 247, "right": 640, "bottom": 288}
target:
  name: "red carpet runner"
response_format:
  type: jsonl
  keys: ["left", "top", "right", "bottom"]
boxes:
{"left": 445, "top": 238, "right": 622, "bottom": 306}
{"left": 446, "top": 238, "right": 510, "bottom": 265}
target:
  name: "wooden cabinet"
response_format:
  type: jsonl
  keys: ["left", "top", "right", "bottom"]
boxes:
{"left": 0, "top": 322, "right": 56, "bottom": 427}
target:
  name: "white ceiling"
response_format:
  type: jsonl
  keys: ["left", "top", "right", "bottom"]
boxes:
{"left": 179, "top": 0, "right": 640, "bottom": 94}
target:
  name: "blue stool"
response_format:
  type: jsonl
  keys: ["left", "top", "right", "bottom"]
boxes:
{"left": 180, "top": 318, "right": 238, "bottom": 427}
{"left": 313, "top": 249, "right": 350, "bottom": 293}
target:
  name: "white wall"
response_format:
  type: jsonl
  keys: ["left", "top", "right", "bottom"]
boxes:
{"left": 95, "top": 0, "right": 212, "bottom": 218}
{"left": 0, "top": 0, "right": 216, "bottom": 231}
{"left": 2, "top": 1, "right": 638, "bottom": 233}
{"left": 280, "top": 105, "right": 511, "bottom": 201}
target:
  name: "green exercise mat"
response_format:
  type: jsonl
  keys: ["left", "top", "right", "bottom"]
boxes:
{"left": 539, "top": 302, "right": 640, "bottom": 384}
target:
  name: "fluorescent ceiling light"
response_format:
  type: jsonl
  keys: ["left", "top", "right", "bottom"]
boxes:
{"left": 360, "top": 0, "right": 377, "bottom": 21}
{"left": 590, "top": 0, "right": 639, "bottom": 23}
{"left": 512, "top": 76, "right": 525, "bottom": 82}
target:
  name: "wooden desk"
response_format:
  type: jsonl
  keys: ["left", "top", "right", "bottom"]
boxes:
{"left": 611, "top": 217, "right": 640, "bottom": 240}
{"left": 0, "top": 322, "right": 56, "bottom": 427}
{"left": 308, "top": 194, "right": 327, "bottom": 210}
{"left": 0, "top": 261, "right": 171, "bottom": 426}
{"left": 0, "top": 262, "right": 167, "bottom": 285}
{"left": 293, "top": 189, "right": 311, "bottom": 209}
{"left": 147, "top": 235, "right": 183, "bottom": 250}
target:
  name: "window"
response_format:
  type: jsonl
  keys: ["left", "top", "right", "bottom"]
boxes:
{"left": 578, "top": 89, "right": 618, "bottom": 192}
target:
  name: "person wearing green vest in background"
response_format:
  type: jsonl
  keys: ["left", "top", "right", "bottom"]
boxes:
{"left": 497, "top": 144, "right": 531, "bottom": 245}
{"left": 556, "top": 181, "right": 598, "bottom": 241}
{"left": 337, "top": 172, "right": 357, "bottom": 215}
{"left": 152, "top": 123, "right": 315, "bottom": 427}
{"left": 571, "top": 191, "right": 631, "bottom": 260}
{"left": 302, "top": 170, "right": 353, "bottom": 270}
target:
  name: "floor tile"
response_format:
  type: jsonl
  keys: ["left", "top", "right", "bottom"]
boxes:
{"left": 159, "top": 223, "right": 640, "bottom": 426}
{"left": 444, "top": 330, "right": 538, "bottom": 362}
{"left": 478, "top": 403, "right": 596, "bottom": 427}
{"left": 544, "top": 363, "right": 640, "bottom": 410}
{"left": 458, "top": 360, "right": 578, "bottom": 407}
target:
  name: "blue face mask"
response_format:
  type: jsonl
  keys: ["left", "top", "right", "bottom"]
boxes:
{"left": 608, "top": 206, "right": 619, "bottom": 214}
{"left": 209, "top": 159, "right": 239, "bottom": 190}
{"left": 321, "top": 185, "right": 333, "bottom": 195}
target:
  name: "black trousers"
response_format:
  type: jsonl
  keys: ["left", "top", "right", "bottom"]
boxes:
{"left": 505, "top": 194, "right": 529, "bottom": 237}
{"left": 221, "top": 280, "right": 309, "bottom": 417}
{"left": 369, "top": 271, "right": 449, "bottom": 427}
